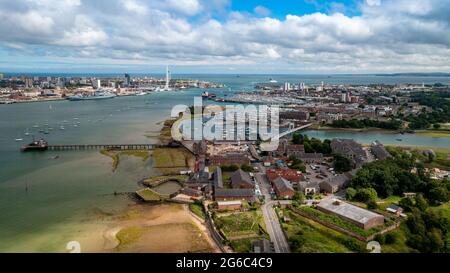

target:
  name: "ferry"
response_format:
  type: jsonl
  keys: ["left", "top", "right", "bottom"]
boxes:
{"left": 269, "top": 78, "right": 278, "bottom": 83}
{"left": 202, "top": 92, "right": 217, "bottom": 99}
{"left": 67, "top": 90, "right": 116, "bottom": 101}
{"left": 21, "top": 139, "right": 48, "bottom": 152}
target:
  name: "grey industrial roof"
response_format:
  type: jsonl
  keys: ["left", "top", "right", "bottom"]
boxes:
{"left": 317, "top": 199, "right": 384, "bottom": 225}
{"left": 215, "top": 188, "right": 255, "bottom": 198}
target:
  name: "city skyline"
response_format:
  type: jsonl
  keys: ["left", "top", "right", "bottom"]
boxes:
{"left": 1, "top": 0, "right": 450, "bottom": 73}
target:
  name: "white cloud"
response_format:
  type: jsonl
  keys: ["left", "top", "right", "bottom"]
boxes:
{"left": 1, "top": 0, "right": 450, "bottom": 72}
{"left": 366, "top": 0, "right": 381, "bottom": 7}
{"left": 254, "top": 5, "right": 271, "bottom": 17}
{"left": 166, "top": 0, "right": 202, "bottom": 16}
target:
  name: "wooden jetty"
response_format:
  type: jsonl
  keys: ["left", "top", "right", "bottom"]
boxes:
{"left": 47, "top": 143, "right": 170, "bottom": 151}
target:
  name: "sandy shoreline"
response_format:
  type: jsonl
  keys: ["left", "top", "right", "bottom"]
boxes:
{"left": 83, "top": 203, "right": 220, "bottom": 253}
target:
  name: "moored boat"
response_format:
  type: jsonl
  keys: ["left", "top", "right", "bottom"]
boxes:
{"left": 21, "top": 139, "right": 48, "bottom": 152}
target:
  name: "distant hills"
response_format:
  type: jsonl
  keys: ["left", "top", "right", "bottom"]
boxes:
{"left": 375, "top": 73, "right": 450, "bottom": 77}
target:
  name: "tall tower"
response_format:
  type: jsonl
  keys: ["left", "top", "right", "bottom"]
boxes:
{"left": 164, "top": 65, "right": 171, "bottom": 91}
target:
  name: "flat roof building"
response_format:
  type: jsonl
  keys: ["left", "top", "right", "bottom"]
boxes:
{"left": 317, "top": 199, "right": 384, "bottom": 230}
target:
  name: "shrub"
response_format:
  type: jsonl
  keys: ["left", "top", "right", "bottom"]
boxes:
{"left": 367, "top": 200, "right": 378, "bottom": 210}
{"left": 384, "top": 233, "right": 398, "bottom": 244}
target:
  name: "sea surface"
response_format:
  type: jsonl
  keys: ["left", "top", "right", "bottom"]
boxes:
{"left": 0, "top": 74, "right": 449, "bottom": 252}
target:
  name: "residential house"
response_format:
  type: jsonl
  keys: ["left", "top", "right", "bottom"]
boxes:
{"left": 298, "top": 181, "right": 321, "bottom": 195}
{"left": 331, "top": 139, "right": 367, "bottom": 167}
{"left": 273, "top": 177, "right": 295, "bottom": 199}
{"left": 231, "top": 169, "right": 254, "bottom": 189}
{"left": 320, "top": 173, "right": 351, "bottom": 193}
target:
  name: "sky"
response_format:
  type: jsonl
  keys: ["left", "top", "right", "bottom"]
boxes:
{"left": 1, "top": 0, "right": 450, "bottom": 74}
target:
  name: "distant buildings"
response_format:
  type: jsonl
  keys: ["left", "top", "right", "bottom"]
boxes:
{"left": 371, "top": 141, "right": 391, "bottom": 160}
{"left": 280, "top": 110, "right": 310, "bottom": 122}
{"left": 272, "top": 139, "right": 305, "bottom": 157}
{"left": 266, "top": 168, "right": 303, "bottom": 184}
{"left": 124, "top": 73, "right": 131, "bottom": 87}
{"left": 296, "top": 152, "right": 324, "bottom": 163}
{"left": 209, "top": 153, "right": 251, "bottom": 166}
{"left": 317, "top": 199, "right": 384, "bottom": 230}
{"left": 331, "top": 139, "right": 367, "bottom": 167}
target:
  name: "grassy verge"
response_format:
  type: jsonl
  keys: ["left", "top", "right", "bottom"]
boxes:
{"left": 214, "top": 211, "right": 267, "bottom": 241}
{"left": 143, "top": 175, "right": 188, "bottom": 187}
{"left": 377, "top": 223, "right": 413, "bottom": 253}
{"left": 120, "top": 150, "right": 151, "bottom": 161}
{"left": 229, "top": 238, "right": 256, "bottom": 253}
{"left": 416, "top": 130, "right": 450, "bottom": 138}
{"left": 189, "top": 203, "right": 206, "bottom": 221}
{"left": 136, "top": 188, "right": 162, "bottom": 202}
{"left": 431, "top": 202, "right": 450, "bottom": 219}
{"left": 281, "top": 208, "right": 364, "bottom": 253}
{"left": 376, "top": 196, "right": 402, "bottom": 211}
{"left": 153, "top": 148, "right": 194, "bottom": 167}
{"left": 100, "top": 149, "right": 120, "bottom": 172}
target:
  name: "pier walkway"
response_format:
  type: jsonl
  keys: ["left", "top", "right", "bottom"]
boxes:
{"left": 47, "top": 143, "right": 174, "bottom": 151}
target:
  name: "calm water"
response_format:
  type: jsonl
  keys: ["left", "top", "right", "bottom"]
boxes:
{"left": 0, "top": 74, "right": 449, "bottom": 252}
{"left": 303, "top": 130, "right": 450, "bottom": 148}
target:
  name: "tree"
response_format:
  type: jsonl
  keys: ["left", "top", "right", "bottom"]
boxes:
{"left": 433, "top": 123, "right": 441, "bottom": 130}
{"left": 415, "top": 194, "right": 429, "bottom": 212}
{"left": 354, "top": 188, "right": 378, "bottom": 203}
{"left": 290, "top": 234, "right": 306, "bottom": 251}
{"left": 289, "top": 156, "right": 306, "bottom": 172}
{"left": 399, "top": 197, "right": 415, "bottom": 212}
{"left": 428, "top": 186, "right": 450, "bottom": 205}
{"left": 333, "top": 154, "right": 352, "bottom": 173}
{"left": 384, "top": 233, "right": 398, "bottom": 244}
{"left": 292, "top": 133, "right": 304, "bottom": 145}
{"left": 240, "top": 164, "right": 253, "bottom": 172}
{"left": 346, "top": 187, "right": 357, "bottom": 200}
{"left": 293, "top": 192, "right": 305, "bottom": 204}
{"left": 367, "top": 200, "right": 378, "bottom": 209}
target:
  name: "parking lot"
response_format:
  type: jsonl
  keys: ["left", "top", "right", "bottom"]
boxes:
{"left": 303, "top": 160, "right": 337, "bottom": 184}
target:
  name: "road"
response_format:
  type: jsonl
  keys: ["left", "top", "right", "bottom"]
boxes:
{"left": 254, "top": 173, "right": 291, "bottom": 253}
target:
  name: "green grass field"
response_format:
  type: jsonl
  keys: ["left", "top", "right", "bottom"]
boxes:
{"left": 296, "top": 206, "right": 383, "bottom": 237}
{"left": 378, "top": 224, "right": 413, "bottom": 253}
{"left": 214, "top": 211, "right": 266, "bottom": 240}
{"left": 152, "top": 148, "right": 193, "bottom": 168}
{"left": 229, "top": 238, "right": 256, "bottom": 253}
{"left": 189, "top": 203, "right": 206, "bottom": 221}
{"left": 120, "top": 150, "right": 151, "bottom": 161}
{"left": 135, "top": 188, "right": 162, "bottom": 202}
{"left": 282, "top": 209, "right": 364, "bottom": 253}
{"left": 431, "top": 202, "right": 450, "bottom": 219}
